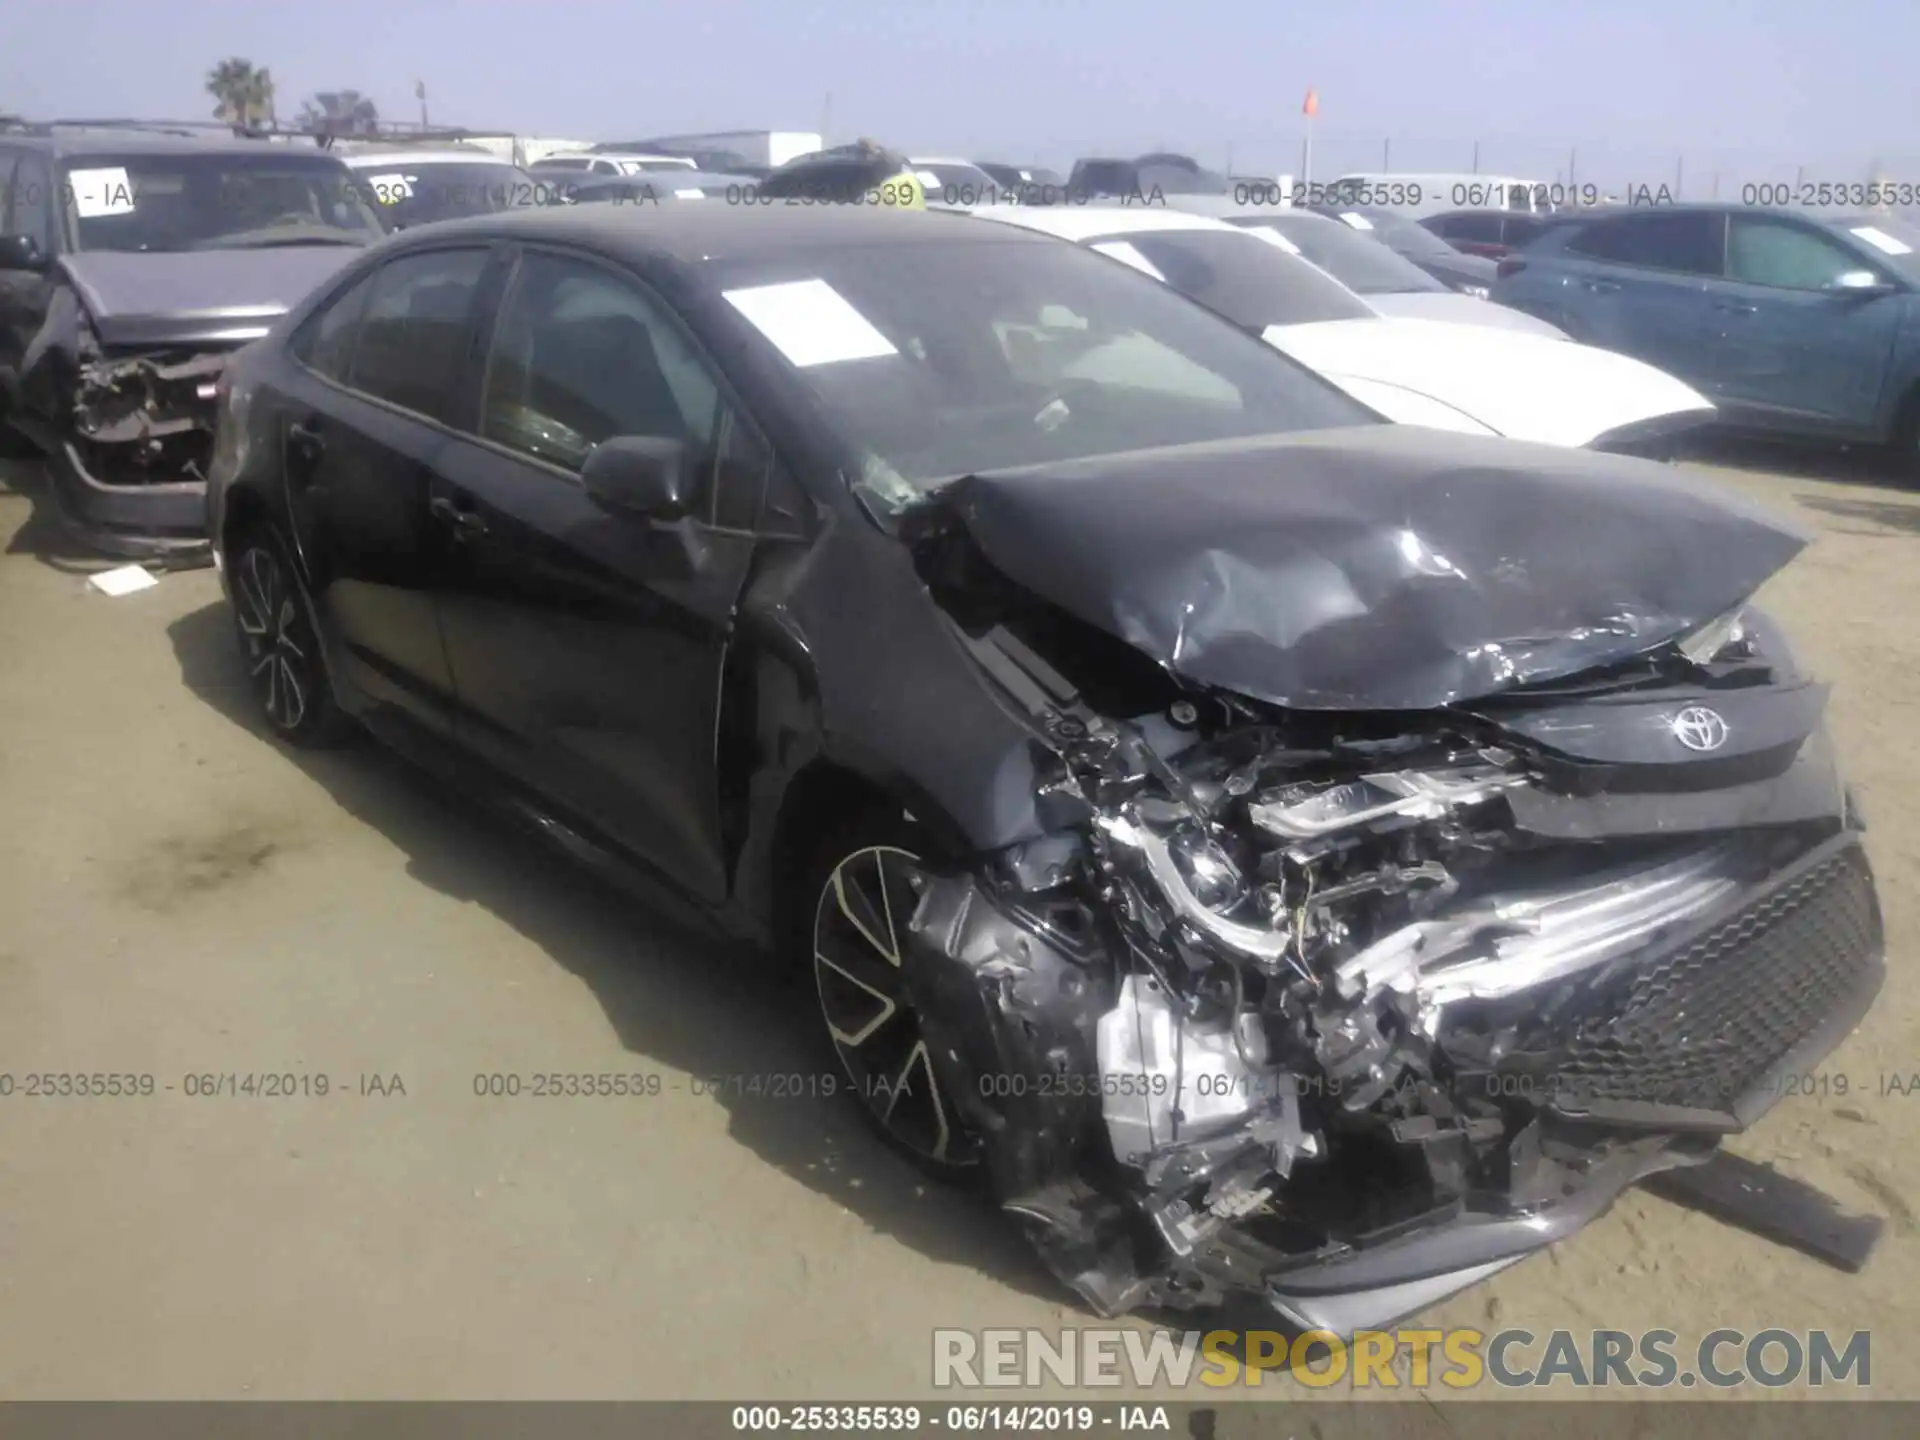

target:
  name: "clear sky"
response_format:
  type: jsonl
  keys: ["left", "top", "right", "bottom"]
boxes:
{"left": 6, "top": 0, "right": 1915, "bottom": 189}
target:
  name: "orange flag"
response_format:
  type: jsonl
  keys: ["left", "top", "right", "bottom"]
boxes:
{"left": 1302, "top": 88, "right": 1320, "bottom": 117}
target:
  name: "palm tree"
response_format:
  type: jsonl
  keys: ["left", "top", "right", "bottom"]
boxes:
{"left": 206, "top": 58, "right": 276, "bottom": 128}
{"left": 296, "top": 90, "right": 381, "bottom": 139}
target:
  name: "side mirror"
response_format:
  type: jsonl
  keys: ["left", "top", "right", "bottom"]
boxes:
{"left": 581, "top": 435, "right": 694, "bottom": 520}
{"left": 0, "top": 234, "right": 48, "bottom": 272}
{"left": 1829, "top": 271, "right": 1895, "bottom": 297}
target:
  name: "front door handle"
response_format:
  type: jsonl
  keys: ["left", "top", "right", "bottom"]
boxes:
{"left": 1713, "top": 300, "right": 1759, "bottom": 315}
{"left": 1583, "top": 279, "right": 1622, "bottom": 294}
{"left": 288, "top": 420, "right": 324, "bottom": 455}
{"left": 429, "top": 495, "right": 489, "bottom": 538}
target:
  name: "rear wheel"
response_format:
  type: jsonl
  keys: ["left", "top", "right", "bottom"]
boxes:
{"left": 227, "top": 527, "right": 354, "bottom": 746}
{"left": 799, "top": 808, "right": 983, "bottom": 1181}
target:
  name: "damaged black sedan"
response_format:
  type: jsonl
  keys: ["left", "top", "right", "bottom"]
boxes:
{"left": 0, "top": 127, "right": 382, "bottom": 559}
{"left": 205, "top": 204, "right": 1885, "bottom": 1332}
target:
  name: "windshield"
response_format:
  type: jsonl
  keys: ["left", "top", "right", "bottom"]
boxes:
{"left": 1833, "top": 215, "right": 1920, "bottom": 283}
{"left": 61, "top": 153, "right": 383, "bottom": 253}
{"left": 1090, "top": 229, "right": 1375, "bottom": 326}
{"left": 709, "top": 235, "right": 1374, "bottom": 497}
{"left": 355, "top": 161, "right": 543, "bottom": 230}
{"left": 1231, "top": 214, "right": 1444, "bottom": 294}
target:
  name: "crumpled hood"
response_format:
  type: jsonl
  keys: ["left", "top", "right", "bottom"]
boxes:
{"left": 59, "top": 247, "right": 365, "bottom": 348}
{"left": 1266, "top": 317, "right": 1714, "bottom": 448}
{"left": 917, "top": 424, "right": 1808, "bottom": 711}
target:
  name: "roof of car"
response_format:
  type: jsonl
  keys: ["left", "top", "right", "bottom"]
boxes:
{"left": 396, "top": 201, "right": 1051, "bottom": 264}
{"left": 340, "top": 150, "right": 521, "bottom": 169}
{"left": 11, "top": 129, "right": 343, "bottom": 161}
{"left": 962, "top": 205, "right": 1240, "bottom": 241}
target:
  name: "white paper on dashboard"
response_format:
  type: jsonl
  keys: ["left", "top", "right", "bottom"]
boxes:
{"left": 723, "top": 279, "right": 900, "bottom": 367}
{"left": 674, "top": 188, "right": 705, "bottom": 199}
{"left": 69, "top": 167, "right": 137, "bottom": 217}
{"left": 1340, "top": 211, "right": 1374, "bottom": 230}
{"left": 1090, "top": 241, "right": 1168, "bottom": 281}
{"left": 1850, "top": 225, "right": 1913, "bottom": 256}
{"left": 1247, "top": 226, "right": 1303, "bottom": 254}
{"left": 365, "top": 173, "right": 415, "bottom": 200}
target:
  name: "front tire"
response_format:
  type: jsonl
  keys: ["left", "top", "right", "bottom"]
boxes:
{"left": 800, "top": 810, "right": 983, "bottom": 1182}
{"left": 227, "top": 527, "right": 353, "bottom": 747}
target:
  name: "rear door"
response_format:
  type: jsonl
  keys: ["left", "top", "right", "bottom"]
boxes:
{"left": 429, "top": 245, "right": 762, "bottom": 903}
{"left": 1551, "top": 211, "right": 1724, "bottom": 382}
{"left": 278, "top": 244, "right": 495, "bottom": 738}
{"left": 1704, "top": 213, "right": 1904, "bottom": 434}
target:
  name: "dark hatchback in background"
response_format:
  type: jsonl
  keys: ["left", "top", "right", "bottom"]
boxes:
{"left": 0, "top": 128, "right": 381, "bottom": 559}
{"left": 1313, "top": 202, "right": 1501, "bottom": 294}
{"left": 206, "top": 203, "right": 1882, "bottom": 1333}
{"left": 1494, "top": 204, "right": 1920, "bottom": 455}
{"left": 1068, "top": 153, "right": 1232, "bottom": 199}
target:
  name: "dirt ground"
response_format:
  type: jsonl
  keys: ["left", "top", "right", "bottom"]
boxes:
{"left": 0, "top": 441, "right": 1916, "bottom": 1403}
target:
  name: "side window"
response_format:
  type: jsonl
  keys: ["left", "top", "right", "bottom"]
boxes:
{"left": 347, "top": 247, "right": 491, "bottom": 424}
{"left": 290, "top": 273, "right": 376, "bottom": 382}
{"left": 1726, "top": 217, "right": 1871, "bottom": 290}
{"left": 10, "top": 156, "right": 53, "bottom": 251}
{"left": 590, "top": 160, "right": 618, "bottom": 176}
{"left": 1566, "top": 213, "right": 1724, "bottom": 276}
{"left": 0, "top": 152, "right": 17, "bottom": 232}
{"left": 480, "top": 251, "right": 723, "bottom": 482}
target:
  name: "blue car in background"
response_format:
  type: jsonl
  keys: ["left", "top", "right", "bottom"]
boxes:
{"left": 1493, "top": 204, "right": 1920, "bottom": 456}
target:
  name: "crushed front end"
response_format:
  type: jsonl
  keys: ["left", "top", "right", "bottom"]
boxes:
{"left": 14, "top": 288, "right": 240, "bottom": 563}
{"left": 896, "top": 529, "right": 1884, "bottom": 1334}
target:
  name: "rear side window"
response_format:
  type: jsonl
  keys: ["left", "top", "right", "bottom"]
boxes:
{"left": 1726, "top": 217, "right": 1873, "bottom": 290}
{"left": 291, "top": 273, "right": 376, "bottom": 382}
{"left": 347, "top": 247, "right": 491, "bottom": 424}
{"left": 1565, "top": 213, "right": 1724, "bottom": 276}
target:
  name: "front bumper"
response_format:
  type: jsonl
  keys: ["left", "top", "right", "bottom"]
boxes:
{"left": 914, "top": 826, "right": 1885, "bottom": 1334}
{"left": 42, "top": 433, "right": 211, "bottom": 565}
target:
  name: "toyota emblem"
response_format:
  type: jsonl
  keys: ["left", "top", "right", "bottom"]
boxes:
{"left": 1671, "top": 706, "right": 1731, "bottom": 752}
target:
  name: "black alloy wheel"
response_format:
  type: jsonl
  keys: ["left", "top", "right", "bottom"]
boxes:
{"left": 229, "top": 531, "right": 349, "bottom": 745}
{"left": 811, "top": 841, "right": 982, "bottom": 1176}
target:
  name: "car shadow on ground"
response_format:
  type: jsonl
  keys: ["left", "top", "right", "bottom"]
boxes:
{"left": 0, "top": 456, "right": 113, "bottom": 573}
{"left": 1681, "top": 435, "right": 1920, "bottom": 536}
{"left": 165, "top": 597, "right": 1065, "bottom": 1308}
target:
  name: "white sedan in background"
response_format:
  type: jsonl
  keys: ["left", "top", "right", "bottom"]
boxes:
{"left": 965, "top": 206, "right": 1714, "bottom": 449}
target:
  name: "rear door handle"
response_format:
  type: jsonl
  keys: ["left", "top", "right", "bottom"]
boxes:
{"left": 1583, "top": 279, "right": 1622, "bottom": 294}
{"left": 1713, "top": 300, "right": 1759, "bottom": 315}
{"left": 429, "top": 495, "right": 489, "bottom": 538}
{"left": 288, "top": 420, "right": 324, "bottom": 454}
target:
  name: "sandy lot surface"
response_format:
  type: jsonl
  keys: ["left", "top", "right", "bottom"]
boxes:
{"left": 0, "top": 443, "right": 1915, "bottom": 1402}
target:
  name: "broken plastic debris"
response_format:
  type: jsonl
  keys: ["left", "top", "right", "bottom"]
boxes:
{"left": 87, "top": 564, "right": 159, "bottom": 597}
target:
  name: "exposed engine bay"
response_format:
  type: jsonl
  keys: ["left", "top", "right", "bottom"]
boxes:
{"left": 70, "top": 349, "right": 228, "bottom": 486}
{"left": 893, "top": 496, "right": 1885, "bottom": 1333}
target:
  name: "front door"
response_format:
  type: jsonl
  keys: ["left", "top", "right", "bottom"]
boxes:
{"left": 431, "top": 247, "right": 762, "bottom": 903}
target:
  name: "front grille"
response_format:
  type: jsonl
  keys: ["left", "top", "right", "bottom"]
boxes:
{"left": 1517, "top": 839, "right": 1883, "bottom": 1126}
